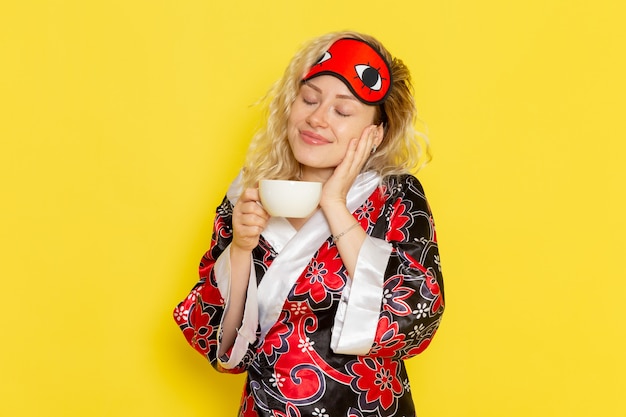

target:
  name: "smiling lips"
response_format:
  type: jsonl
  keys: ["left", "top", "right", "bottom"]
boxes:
{"left": 300, "top": 130, "right": 331, "bottom": 145}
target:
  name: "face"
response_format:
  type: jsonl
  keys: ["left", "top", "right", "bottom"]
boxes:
{"left": 287, "top": 75, "right": 378, "bottom": 180}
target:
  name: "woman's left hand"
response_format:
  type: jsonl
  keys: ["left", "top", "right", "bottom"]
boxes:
{"left": 319, "top": 124, "right": 382, "bottom": 210}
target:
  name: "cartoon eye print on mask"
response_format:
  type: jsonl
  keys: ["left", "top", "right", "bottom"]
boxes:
{"left": 316, "top": 51, "right": 331, "bottom": 64}
{"left": 312, "top": 52, "right": 383, "bottom": 92}
{"left": 303, "top": 38, "right": 392, "bottom": 105}
{"left": 355, "top": 64, "right": 383, "bottom": 91}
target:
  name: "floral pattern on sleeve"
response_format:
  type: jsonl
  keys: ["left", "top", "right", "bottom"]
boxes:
{"left": 366, "top": 175, "right": 445, "bottom": 360}
{"left": 173, "top": 196, "right": 265, "bottom": 374}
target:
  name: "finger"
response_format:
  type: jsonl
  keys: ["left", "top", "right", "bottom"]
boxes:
{"left": 249, "top": 190, "right": 270, "bottom": 219}
{"left": 241, "top": 211, "right": 269, "bottom": 228}
{"left": 233, "top": 215, "right": 267, "bottom": 244}
{"left": 355, "top": 125, "right": 376, "bottom": 154}
{"left": 239, "top": 188, "right": 260, "bottom": 203}
{"left": 246, "top": 202, "right": 270, "bottom": 220}
{"left": 237, "top": 191, "right": 269, "bottom": 218}
{"left": 350, "top": 125, "right": 377, "bottom": 171}
{"left": 332, "top": 138, "right": 358, "bottom": 176}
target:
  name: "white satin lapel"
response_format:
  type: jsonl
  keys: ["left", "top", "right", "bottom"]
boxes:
{"left": 256, "top": 209, "right": 330, "bottom": 339}
{"left": 261, "top": 217, "right": 296, "bottom": 253}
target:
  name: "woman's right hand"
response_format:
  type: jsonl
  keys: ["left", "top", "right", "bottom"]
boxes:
{"left": 232, "top": 187, "right": 270, "bottom": 252}
{"left": 221, "top": 187, "right": 269, "bottom": 355}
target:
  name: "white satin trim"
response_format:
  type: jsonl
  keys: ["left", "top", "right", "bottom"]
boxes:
{"left": 261, "top": 216, "right": 296, "bottom": 253}
{"left": 213, "top": 245, "right": 259, "bottom": 369}
{"left": 330, "top": 236, "right": 392, "bottom": 355}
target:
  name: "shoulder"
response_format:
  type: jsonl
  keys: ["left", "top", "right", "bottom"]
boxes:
{"left": 384, "top": 174, "right": 427, "bottom": 201}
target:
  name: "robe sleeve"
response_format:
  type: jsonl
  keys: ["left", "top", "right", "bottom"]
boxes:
{"left": 331, "top": 175, "right": 445, "bottom": 359}
{"left": 173, "top": 196, "right": 260, "bottom": 373}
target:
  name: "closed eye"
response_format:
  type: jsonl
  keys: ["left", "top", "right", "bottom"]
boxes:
{"left": 335, "top": 108, "right": 351, "bottom": 117}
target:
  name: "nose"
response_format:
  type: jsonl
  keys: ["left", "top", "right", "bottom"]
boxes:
{"left": 306, "top": 104, "right": 328, "bottom": 128}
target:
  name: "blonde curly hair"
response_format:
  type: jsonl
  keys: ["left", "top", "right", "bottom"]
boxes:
{"left": 241, "top": 31, "right": 430, "bottom": 189}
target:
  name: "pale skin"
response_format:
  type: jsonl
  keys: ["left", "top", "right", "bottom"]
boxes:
{"left": 219, "top": 75, "right": 384, "bottom": 355}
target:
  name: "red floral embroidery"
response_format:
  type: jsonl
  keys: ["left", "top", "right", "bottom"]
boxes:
{"left": 240, "top": 392, "right": 258, "bottom": 417}
{"left": 261, "top": 310, "right": 293, "bottom": 362}
{"left": 382, "top": 275, "right": 415, "bottom": 316}
{"left": 386, "top": 199, "right": 411, "bottom": 241}
{"left": 349, "top": 357, "right": 403, "bottom": 411}
{"left": 182, "top": 301, "right": 215, "bottom": 356}
{"left": 404, "top": 336, "right": 433, "bottom": 356}
{"left": 371, "top": 315, "right": 407, "bottom": 357}
{"left": 293, "top": 243, "right": 344, "bottom": 305}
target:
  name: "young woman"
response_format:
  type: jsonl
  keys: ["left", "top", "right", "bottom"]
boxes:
{"left": 174, "top": 31, "right": 445, "bottom": 417}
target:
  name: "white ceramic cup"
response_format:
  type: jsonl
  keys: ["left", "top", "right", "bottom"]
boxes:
{"left": 258, "top": 179, "right": 322, "bottom": 218}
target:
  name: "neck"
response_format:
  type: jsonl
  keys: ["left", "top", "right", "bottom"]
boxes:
{"left": 300, "top": 166, "right": 334, "bottom": 183}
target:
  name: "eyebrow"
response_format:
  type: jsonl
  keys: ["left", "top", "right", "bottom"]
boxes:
{"left": 303, "top": 81, "right": 358, "bottom": 102}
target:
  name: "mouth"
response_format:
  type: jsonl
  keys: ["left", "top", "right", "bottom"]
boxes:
{"left": 300, "top": 130, "right": 331, "bottom": 145}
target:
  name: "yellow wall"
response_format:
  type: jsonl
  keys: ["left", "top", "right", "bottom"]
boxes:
{"left": 2, "top": 1, "right": 624, "bottom": 416}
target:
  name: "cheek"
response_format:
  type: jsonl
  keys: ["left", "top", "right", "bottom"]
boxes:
{"left": 337, "top": 109, "right": 377, "bottom": 140}
{"left": 286, "top": 114, "right": 299, "bottom": 141}
{"left": 289, "top": 100, "right": 307, "bottom": 121}
{"left": 335, "top": 120, "right": 368, "bottom": 142}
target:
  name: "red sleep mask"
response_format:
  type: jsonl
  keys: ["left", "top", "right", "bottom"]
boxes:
{"left": 302, "top": 38, "right": 392, "bottom": 105}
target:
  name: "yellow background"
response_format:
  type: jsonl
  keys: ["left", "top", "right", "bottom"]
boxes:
{"left": 2, "top": 1, "right": 625, "bottom": 416}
